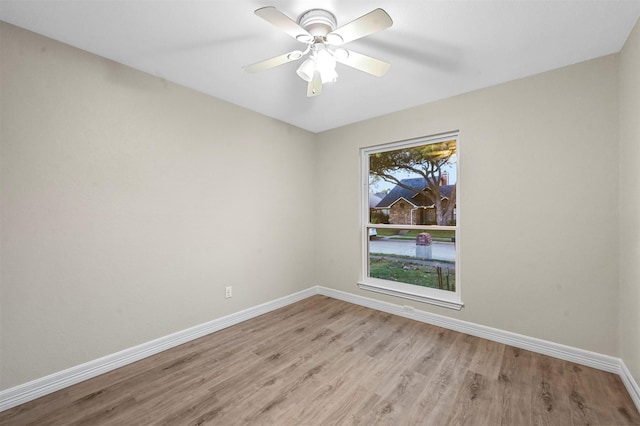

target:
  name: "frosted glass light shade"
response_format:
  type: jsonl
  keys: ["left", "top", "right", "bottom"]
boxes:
{"left": 296, "top": 58, "right": 315, "bottom": 82}
{"left": 316, "top": 49, "right": 337, "bottom": 83}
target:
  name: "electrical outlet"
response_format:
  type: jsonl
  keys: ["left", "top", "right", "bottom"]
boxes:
{"left": 225, "top": 286, "right": 232, "bottom": 299}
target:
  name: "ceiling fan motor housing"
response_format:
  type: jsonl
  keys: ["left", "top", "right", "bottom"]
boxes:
{"left": 298, "top": 9, "right": 337, "bottom": 38}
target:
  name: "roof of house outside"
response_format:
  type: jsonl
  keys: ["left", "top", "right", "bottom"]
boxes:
{"left": 375, "top": 177, "right": 454, "bottom": 208}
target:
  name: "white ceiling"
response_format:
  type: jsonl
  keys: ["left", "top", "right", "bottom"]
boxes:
{"left": 2, "top": 1, "right": 639, "bottom": 133}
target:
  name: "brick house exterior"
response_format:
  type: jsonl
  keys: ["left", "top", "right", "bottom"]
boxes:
{"left": 373, "top": 177, "right": 455, "bottom": 225}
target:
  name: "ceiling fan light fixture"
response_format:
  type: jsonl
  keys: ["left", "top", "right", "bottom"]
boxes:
{"left": 320, "top": 68, "right": 338, "bottom": 84}
{"left": 296, "top": 58, "right": 315, "bottom": 82}
{"left": 316, "top": 48, "right": 337, "bottom": 83}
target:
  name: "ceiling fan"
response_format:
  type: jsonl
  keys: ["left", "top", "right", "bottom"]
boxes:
{"left": 243, "top": 6, "right": 393, "bottom": 97}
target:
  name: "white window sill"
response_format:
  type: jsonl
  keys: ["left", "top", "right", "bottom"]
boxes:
{"left": 357, "top": 280, "right": 464, "bottom": 311}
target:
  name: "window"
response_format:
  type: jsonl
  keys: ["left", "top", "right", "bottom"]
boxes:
{"left": 360, "top": 132, "right": 462, "bottom": 310}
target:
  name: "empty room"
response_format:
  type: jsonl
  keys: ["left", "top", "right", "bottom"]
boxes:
{"left": 1, "top": 1, "right": 639, "bottom": 424}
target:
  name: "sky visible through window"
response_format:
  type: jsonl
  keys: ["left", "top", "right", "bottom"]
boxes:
{"left": 369, "top": 154, "right": 457, "bottom": 195}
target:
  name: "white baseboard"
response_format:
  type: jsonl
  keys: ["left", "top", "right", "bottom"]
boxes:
{"left": 0, "top": 287, "right": 316, "bottom": 412}
{"left": 2, "top": 285, "right": 639, "bottom": 414}
{"left": 620, "top": 360, "right": 640, "bottom": 410}
{"left": 316, "top": 286, "right": 640, "bottom": 412}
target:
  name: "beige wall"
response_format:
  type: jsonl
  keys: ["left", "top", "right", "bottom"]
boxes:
{"left": 619, "top": 18, "right": 640, "bottom": 382}
{"left": 0, "top": 22, "right": 316, "bottom": 389}
{"left": 316, "top": 55, "right": 621, "bottom": 357}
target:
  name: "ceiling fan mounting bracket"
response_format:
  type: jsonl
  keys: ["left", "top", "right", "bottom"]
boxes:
{"left": 298, "top": 9, "right": 337, "bottom": 38}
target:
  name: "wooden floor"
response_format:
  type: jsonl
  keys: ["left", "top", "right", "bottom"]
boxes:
{"left": 2, "top": 296, "right": 639, "bottom": 425}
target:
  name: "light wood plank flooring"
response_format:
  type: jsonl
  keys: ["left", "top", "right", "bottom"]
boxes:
{"left": 1, "top": 295, "right": 639, "bottom": 425}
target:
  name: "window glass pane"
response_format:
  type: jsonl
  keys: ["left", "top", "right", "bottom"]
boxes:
{"left": 368, "top": 140, "right": 457, "bottom": 226}
{"left": 368, "top": 227, "right": 456, "bottom": 292}
{"left": 362, "top": 134, "right": 460, "bottom": 305}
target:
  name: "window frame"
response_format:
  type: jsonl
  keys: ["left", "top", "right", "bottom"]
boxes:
{"left": 359, "top": 131, "right": 463, "bottom": 310}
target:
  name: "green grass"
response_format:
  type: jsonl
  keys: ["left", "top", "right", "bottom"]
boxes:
{"left": 369, "top": 252, "right": 455, "bottom": 264}
{"left": 369, "top": 257, "right": 455, "bottom": 291}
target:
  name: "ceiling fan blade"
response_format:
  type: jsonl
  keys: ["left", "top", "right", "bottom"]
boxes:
{"left": 254, "top": 7, "right": 313, "bottom": 43}
{"left": 243, "top": 51, "right": 302, "bottom": 73}
{"left": 326, "top": 9, "right": 392, "bottom": 46}
{"left": 335, "top": 49, "right": 390, "bottom": 77}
